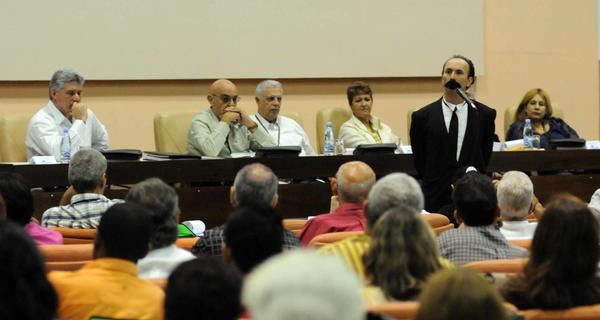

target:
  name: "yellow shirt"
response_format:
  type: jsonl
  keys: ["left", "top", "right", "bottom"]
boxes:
{"left": 49, "top": 258, "right": 164, "bottom": 320}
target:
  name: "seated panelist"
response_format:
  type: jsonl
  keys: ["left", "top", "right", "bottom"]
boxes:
{"left": 26, "top": 69, "right": 109, "bottom": 161}
{"left": 505, "top": 88, "right": 579, "bottom": 149}
{"left": 339, "top": 81, "right": 399, "bottom": 148}
{"left": 187, "top": 79, "right": 275, "bottom": 157}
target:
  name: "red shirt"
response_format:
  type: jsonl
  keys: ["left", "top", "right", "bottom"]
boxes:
{"left": 299, "top": 203, "right": 366, "bottom": 246}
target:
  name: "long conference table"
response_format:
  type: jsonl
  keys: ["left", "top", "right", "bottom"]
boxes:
{"left": 1, "top": 150, "right": 599, "bottom": 228}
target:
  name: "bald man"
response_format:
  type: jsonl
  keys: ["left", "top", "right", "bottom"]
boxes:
{"left": 187, "top": 79, "right": 275, "bottom": 157}
{"left": 298, "top": 161, "right": 375, "bottom": 246}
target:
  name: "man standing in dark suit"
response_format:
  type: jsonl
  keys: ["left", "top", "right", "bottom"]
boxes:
{"left": 410, "top": 55, "right": 496, "bottom": 213}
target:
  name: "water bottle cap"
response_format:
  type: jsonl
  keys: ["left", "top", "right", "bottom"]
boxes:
{"left": 63, "top": 128, "right": 69, "bottom": 133}
{"left": 525, "top": 118, "right": 531, "bottom": 123}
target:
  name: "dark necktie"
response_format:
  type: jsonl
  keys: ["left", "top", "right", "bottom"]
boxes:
{"left": 449, "top": 107, "right": 458, "bottom": 159}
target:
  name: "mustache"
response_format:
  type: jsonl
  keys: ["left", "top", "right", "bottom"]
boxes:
{"left": 444, "top": 79, "right": 461, "bottom": 90}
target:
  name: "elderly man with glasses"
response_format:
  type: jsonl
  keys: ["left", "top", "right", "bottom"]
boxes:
{"left": 187, "top": 79, "right": 275, "bottom": 157}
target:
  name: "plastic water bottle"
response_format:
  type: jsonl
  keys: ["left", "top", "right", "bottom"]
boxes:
{"left": 523, "top": 118, "right": 533, "bottom": 148}
{"left": 323, "top": 122, "right": 335, "bottom": 155}
{"left": 60, "top": 128, "right": 71, "bottom": 162}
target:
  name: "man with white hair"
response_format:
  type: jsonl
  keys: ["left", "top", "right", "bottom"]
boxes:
{"left": 497, "top": 171, "right": 538, "bottom": 240}
{"left": 243, "top": 250, "right": 364, "bottom": 320}
{"left": 251, "top": 79, "right": 315, "bottom": 155}
{"left": 26, "top": 68, "right": 108, "bottom": 161}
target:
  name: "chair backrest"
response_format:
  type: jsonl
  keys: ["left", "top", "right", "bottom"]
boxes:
{"left": 367, "top": 302, "right": 420, "bottom": 320}
{"left": 282, "top": 218, "right": 308, "bottom": 236}
{"left": 175, "top": 237, "right": 198, "bottom": 251}
{"left": 463, "top": 258, "right": 528, "bottom": 274}
{"left": 308, "top": 231, "right": 364, "bottom": 247}
{"left": 509, "top": 239, "right": 532, "bottom": 251}
{"left": 522, "top": 304, "right": 600, "bottom": 320}
{"left": 423, "top": 213, "right": 454, "bottom": 235}
{"left": 0, "top": 113, "right": 32, "bottom": 162}
{"left": 282, "top": 111, "right": 304, "bottom": 128}
{"left": 503, "top": 104, "right": 562, "bottom": 137}
{"left": 153, "top": 111, "right": 198, "bottom": 153}
{"left": 39, "top": 243, "right": 94, "bottom": 271}
{"left": 315, "top": 107, "right": 352, "bottom": 153}
{"left": 50, "top": 227, "right": 97, "bottom": 244}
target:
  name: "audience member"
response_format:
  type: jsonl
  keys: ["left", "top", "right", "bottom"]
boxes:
{"left": 0, "top": 172, "right": 62, "bottom": 244}
{"left": 41, "top": 148, "right": 123, "bottom": 228}
{"left": 363, "top": 206, "right": 445, "bottom": 303}
{"left": 506, "top": 88, "right": 579, "bottom": 149}
{"left": 438, "top": 172, "right": 527, "bottom": 265}
{"left": 26, "top": 68, "right": 108, "bottom": 161}
{"left": 320, "top": 172, "right": 424, "bottom": 281}
{"left": 126, "top": 178, "right": 195, "bottom": 279}
{"left": 415, "top": 268, "right": 509, "bottom": 320}
{"left": 251, "top": 79, "right": 315, "bottom": 155}
{"left": 339, "top": 81, "right": 399, "bottom": 148}
{"left": 299, "top": 161, "right": 375, "bottom": 245}
{"left": 192, "top": 163, "right": 299, "bottom": 256}
{"left": 589, "top": 188, "right": 600, "bottom": 214}
{"left": 243, "top": 250, "right": 364, "bottom": 320}
{"left": 165, "top": 257, "right": 243, "bottom": 320}
{"left": 223, "top": 206, "right": 283, "bottom": 274}
{"left": 501, "top": 197, "right": 600, "bottom": 310}
{"left": 187, "top": 79, "right": 275, "bottom": 157}
{"left": 0, "top": 220, "right": 57, "bottom": 320}
{"left": 49, "top": 203, "right": 164, "bottom": 319}
{"left": 497, "top": 171, "right": 537, "bottom": 240}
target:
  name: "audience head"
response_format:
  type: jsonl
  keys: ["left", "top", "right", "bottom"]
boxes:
{"left": 0, "top": 220, "right": 57, "bottom": 320}
{"left": 126, "top": 178, "right": 179, "bottom": 250}
{"left": 243, "top": 250, "right": 364, "bottom": 320}
{"left": 255, "top": 80, "right": 283, "bottom": 123}
{"left": 441, "top": 54, "right": 475, "bottom": 90}
{"left": 231, "top": 163, "right": 278, "bottom": 208}
{"left": 452, "top": 172, "right": 498, "bottom": 226}
{"left": 515, "top": 88, "right": 553, "bottom": 122}
{"left": 165, "top": 256, "right": 243, "bottom": 320}
{"left": 333, "top": 161, "right": 376, "bottom": 204}
{"left": 94, "top": 203, "right": 154, "bottom": 262}
{"left": 346, "top": 81, "right": 374, "bottom": 121}
{"left": 363, "top": 206, "right": 442, "bottom": 300}
{"left": 68, "top": 148, "right": 107, "bottom": 193}
{"left": 224, "top": 206, "right": 283, "bottom": 274}
{"left": 0, "top": 173, "right": 34, "bottom": 226}
{"left": 497, "top": 171, "right": 533, "bottom": 221}
{"left": 415, "top": 268, "right": 508, "bottom": 320}
{"left": 365, "top": 173, "right": 424, "bottom": 229}
{"left": 208, "top": 79, "right": 239, "bottom": 119}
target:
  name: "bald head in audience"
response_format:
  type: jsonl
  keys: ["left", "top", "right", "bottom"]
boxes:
{"left": 332, "top": 161, "right": 375, "bottom": 205}
{"left": 230, "top": 163, "right": 279, "bottom": 208}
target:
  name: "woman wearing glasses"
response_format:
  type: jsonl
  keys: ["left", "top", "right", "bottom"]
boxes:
{"left": 339, "top": 81, "right": 399, "bottom": 148}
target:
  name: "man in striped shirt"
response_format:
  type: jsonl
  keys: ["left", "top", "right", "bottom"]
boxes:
{"left": 41, "top": 148, "right": 123, "bottom": 228}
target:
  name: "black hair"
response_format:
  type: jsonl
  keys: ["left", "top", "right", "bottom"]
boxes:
{"left": 0, "top": 172, "right": 35, "bottom": 225}
{"left": 442, "top": 55, "right": 476, "bottom": 88}
{"left": 452, "top": 172, "right": 497, "bottom": 226}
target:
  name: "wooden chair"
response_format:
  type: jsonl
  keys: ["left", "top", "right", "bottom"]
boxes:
{"left": 0, "top": 113, "right": 33, "bottom": 162}
{"left": 464, "top": 258, "right": 528, "bottom": 274}
{"left": 39, "top": 243, "right": 94, "bottom": 271}
{"left": 367, "top": 302, "right": 420, "bottom": 320}
{"left": 308, "top": 231, "right": 363, "bottom": 247}
{"left": 423, "top": 213, "right": 454, "bottom": 235}
{"left": 153, "top": 111, "right": 197, "bottom": 153}
{"left": 283, "top": 218, "right": 308, "bottom": 236}
{"left": 50, "top": 227, "right": 97, "bottom": 244}
{"left": 521, "top": 304, "right": 600, "bottom": 320}
{"left": 175, "top": 237, "right": 198, "bottom": 251}
{"left": 509, "top": 239, "right": 532, "bottom": 251}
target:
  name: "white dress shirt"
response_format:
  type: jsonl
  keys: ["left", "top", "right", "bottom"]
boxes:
{"left": 500, "top": 220, "right": 538, "bottom": 240}
{"left": 251, "top": 113, "right": 315, "bottom": 156}
{"left": 441, "top": 98, "right": 468, "bottom": 160}
{"left": 26, "top": 101, "right": 109, "bottom": 161}
{"left": 137, "top": 244, "right": 195, "bottom": 279}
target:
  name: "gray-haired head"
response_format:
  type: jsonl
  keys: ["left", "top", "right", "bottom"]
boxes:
{"left": 497, "top": 171, "right": 533, "bottom": 220}
{"left": 335, "top": 161, "right": 375, "bottom": 204}
{"left": 126, "top": 178, "right": 179, "bottom": 250}
{"left": 255, "top": 80, "right": 283, "bottom": 98}
{"left": 232, "top": 163, "right": 278, "bottom": 208}
{"left": 68, "top": 148, "right": 107, "bottom": 193}
{"left": 365, "top": 173, "right": 424, "bottom": 228}
{"left": 49, "top": 69, "right": 84, "bottom": 99}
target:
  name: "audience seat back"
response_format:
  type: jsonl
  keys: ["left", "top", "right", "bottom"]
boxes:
{"left": 153, "top": 111, "right": 197, "bottom": 153}
{"left": 50, "top": 227, "right": 97, "bottom": 244}
{"left": 316, "top": 107, "right": 351, "bottom": 153}
{"left": 0, "top": 113, "right": 32, "bottom": 162}
{"left": 423, "top": 213, "right": 454, "bottom": 235}
{"left": 522, "top": 304, "right": 600, "bottom": 319}
{"left": 309, "top": 231, "right": 363, "bottom": 247}
{"left": 464, "top": 258, "right": 528, "bottom": 274}
{"left": 367, "top": 302, "right": 420, "bottom": 320}
{"left": 39, "top": 243, "right": 93, "bottom": 271}
{"left": 283, "top": 218, "right": 307, "bottom": 236}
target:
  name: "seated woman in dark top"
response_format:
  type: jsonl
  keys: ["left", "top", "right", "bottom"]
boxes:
{"left": 501, "top": 197, "right": 600, "bottom": 310}
{"left": 505, "top": 88, "right": 579, "bottom": 149}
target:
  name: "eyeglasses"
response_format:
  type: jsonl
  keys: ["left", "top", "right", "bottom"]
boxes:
{"left": 212, "top": 94, "right": 240, "bottom": 104}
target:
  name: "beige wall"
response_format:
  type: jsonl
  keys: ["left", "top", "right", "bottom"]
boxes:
{"left": 1, "top": 0, "right": 597, "bottom": 152}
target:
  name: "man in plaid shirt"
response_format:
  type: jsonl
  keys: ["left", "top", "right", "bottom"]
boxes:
{"left": 41, "top": 148, "right": 123, "bottom": 228}
{"left": 191, "top": 163, "right": 300, "bottom": 256}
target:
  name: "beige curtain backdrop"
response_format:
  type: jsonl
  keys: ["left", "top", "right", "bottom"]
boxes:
{"left": 0, "top": 0, "right": 597, "bottom": 152}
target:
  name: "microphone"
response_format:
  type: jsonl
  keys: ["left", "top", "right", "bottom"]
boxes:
{"left": 444, "top": 79, "right": 476, "bottom": 109}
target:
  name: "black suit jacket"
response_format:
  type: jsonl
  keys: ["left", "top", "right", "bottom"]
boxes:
{"left": 410, "top": 98, "right": 496, "bottom": 212}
